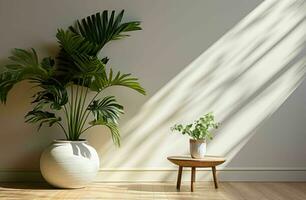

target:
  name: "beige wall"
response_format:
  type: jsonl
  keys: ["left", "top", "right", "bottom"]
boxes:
{"left": 0, "top": 0, "right": 306, "bottom": 181}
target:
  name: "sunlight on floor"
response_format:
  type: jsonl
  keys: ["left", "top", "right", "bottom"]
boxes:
{"left": 1, "top": 182, "right": 306, "bottom": 200}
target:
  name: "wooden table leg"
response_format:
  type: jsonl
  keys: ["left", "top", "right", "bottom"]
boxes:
{"left": 192, "top": 167, "right": 196, "bottom": 182}
{"left": 191, "top": 167, "right": 196, "bottom": 192}
{"left": 212, "top": 166, "right": 218, "bottom": 189}
{"left": 176, "top": 166, "right": 183, "bottom": 190}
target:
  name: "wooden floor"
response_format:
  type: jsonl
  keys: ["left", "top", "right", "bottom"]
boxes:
{"left": 0, "top": 182, "right": 306, "bottom": 200}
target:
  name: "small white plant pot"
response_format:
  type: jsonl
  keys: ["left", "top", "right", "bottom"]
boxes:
{"left": 190, "top": 139, "right": 206, "bottom": 159}
{"left": 40, "top": 140, "right": 100, "bottom": 189}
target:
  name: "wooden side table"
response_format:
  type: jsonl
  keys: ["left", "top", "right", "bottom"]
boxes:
{"left": 167, "top": 156, "right": 225, "bottom": 192}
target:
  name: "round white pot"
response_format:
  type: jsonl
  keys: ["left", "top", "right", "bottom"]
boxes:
{"left": 189, "top": 139, "right": 206, "bottom": 159}
{"left": 40, "top": 140, "right": 100, "bottom": 188}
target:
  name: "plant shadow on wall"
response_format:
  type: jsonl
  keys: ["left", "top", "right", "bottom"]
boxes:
{"left": 99, "top": 0, "right": 306, "bottom": 181}
{"left": 0, "top": 10, "right": 146, "bottom": 184}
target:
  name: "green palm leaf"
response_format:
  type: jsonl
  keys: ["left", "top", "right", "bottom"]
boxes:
{"left": 89, "top": 119, "right": 120, "bottom": 146}
{"left": 7, "top": 48, "right": 39, "bottom": 69}
{"left": 0, "top": 71, "right": 19, "bottom": 103}
{"left": 87, "top": 95, "right": 123, "bottom": 146}
{"left": 32, "top": 81, "right": 68, "bottom": 110}
{"left": 0, "top": 48, "right": 55, "bottom": 103}
{"left": 106, "top": 69, "right": 146, "bottom": 95}
{"left": 90, "top": 68, "right": 146, "bottom": 95}
{"left": 55, "top": 29, "right": 101, "bottom": 81}
{"left": 6, "top": 48, "right": 50, "bottom": 81}
{"left": 87, "top": 96, "right": 124, "bottom": 124}
{"left": 25, "top": 107, "right": 61, "bottom": 131}
{"left": 40, "top": 57, "right": 55, "bottom": 76}
{"left": 69, "top": 10, "right": 141, "bottom": 51}
{"left": 56, "top": 29, "right": 100, "bottom": 56}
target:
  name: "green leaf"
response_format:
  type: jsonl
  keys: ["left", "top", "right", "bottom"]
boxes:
{"left": 41, "top": 57, "right": 55, "bottom": 73}
{"left": 8, "top": 48, "right": 39, "bottom": 69}
{"left": 87, "top": 96, "right": 123, "bottom": 124}
{"left": 90, "top": 68, "right": 146, "bottom": 95}
{"left": 7, "top": 48, "right": 48, "bottom": 80}
{"left": 89, "top": 119, "right": 121, "bottom": 146}
{"left": 32, "top": 81, "right": 68, "bottom": 110}
{"left": 56, "top": 29, "right": 100, "bottom": 56}
{"left": 55, "top": 29, "right": 102, "bottom": 83}
{"left": 25, "top": 107, "right": 61, "bottom": 131}
{"left": 0, "top": 71, "right": 19, "bottom": 103}
{"left": 0, "top": 48, "right": 52, "bottom": 103}
{"left": 69, "top": 10, "right": 142, "bottom": 50}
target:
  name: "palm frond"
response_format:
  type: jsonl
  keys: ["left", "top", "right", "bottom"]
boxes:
{"left": 89, "top": 119, "right": 120, "bottom": 146}
{"left": 7, "top": 48, "right": 49, "bottom": 80}
{"left": 55, "top": 29, "right": 104, "bottom": 84}
{"left": 0, "top": 49, "right": 55, "bottom": 103}
{"left": 90, "top": 68, "right": 146, "bottom": 95}
{"left": 69, "top": 10, "right": 141, "bottom": 51}
{"left": 25, "top": 107, "right": 61, "bottom": 131}
{"left": 32, "top": 81, "right": 68, "bottom": 110}
{"left": 107, "top": 69, "right": 146, "bottom": 94}
{"left": 87, "top": 96, "right": 123, "bottom": 124}
{"left": 56, "top": 29, "right": 100, "bottom": 56}
{"left": 73, "top": 54, "right": 106, "bottom": 76}
{"left": 7, "top": 48, "right": 39, "bottom": 69}
{"left": 0, "top": 71, "right": 19, "bottom": 103}
{"left": 41, "top": 57, "right": 55, "bottom": 75}
{"left": 87, "top": 96, "right": 123, "bottom": 146}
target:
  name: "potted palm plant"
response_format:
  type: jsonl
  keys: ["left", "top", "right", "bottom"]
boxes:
{"left": 0, "top": 10, "right": 145, "bottom": 188}
{"left": 171, "top": 113, "right": 219, "bottom": 159}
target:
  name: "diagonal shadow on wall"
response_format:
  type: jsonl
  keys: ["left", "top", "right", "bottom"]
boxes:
{"left": 96, "top": 0, "right": 306, "bottom": 182}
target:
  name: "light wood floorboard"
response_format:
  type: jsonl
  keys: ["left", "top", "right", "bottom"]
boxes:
{"left": 0, "top": 182, "right": 305, "bottom": 200}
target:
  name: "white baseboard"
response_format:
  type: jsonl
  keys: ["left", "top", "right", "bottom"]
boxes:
{"left": 1, "top": 168, "right": 306, "bottom": 182}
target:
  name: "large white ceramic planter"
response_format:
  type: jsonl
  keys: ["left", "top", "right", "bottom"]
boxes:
{"left": 190, "top": 139, "right": 206, "bottom": 159}
{"left": 40, "top": 140, "right": 100, "bottom": 188}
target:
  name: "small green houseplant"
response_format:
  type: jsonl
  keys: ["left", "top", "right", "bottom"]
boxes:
{"left": 0, "top": 10, "right": 145, "bottom": 188}
{"left": 171, "top": 112, "right": 219, "bottom": 158}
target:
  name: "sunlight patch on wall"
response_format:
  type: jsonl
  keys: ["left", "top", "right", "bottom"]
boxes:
{"left": 98, "top": 0, "right": 306, "bottom": 172}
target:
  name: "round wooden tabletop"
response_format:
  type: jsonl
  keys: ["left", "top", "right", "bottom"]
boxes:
{"left": 167, "top": 155, "right": 225, "bottom": 167}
